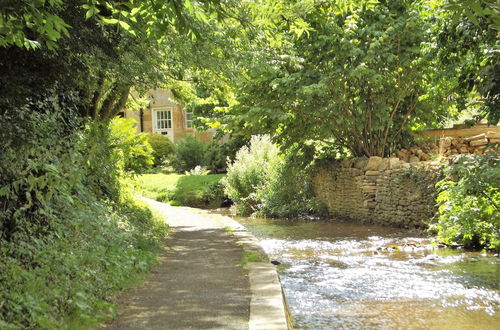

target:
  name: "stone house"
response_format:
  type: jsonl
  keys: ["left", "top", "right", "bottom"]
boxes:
{"left": 122, "top": 89, "right": 215, "bottom": 143}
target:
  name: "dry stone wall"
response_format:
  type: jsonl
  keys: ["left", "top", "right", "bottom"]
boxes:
{"left": 396, "top": 131, "right": 500, "bottom": 162}
{"left": 313, "top": 157, "right": 440, "bottom": 228}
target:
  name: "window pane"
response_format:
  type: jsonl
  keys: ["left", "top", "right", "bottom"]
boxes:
{"left": 155, "top": 109, "right": 172, "bottom": 130}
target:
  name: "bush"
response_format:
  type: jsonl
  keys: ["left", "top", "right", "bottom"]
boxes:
{"left": 110, "top": 118, "right": 153, "bottom": 173}
{"left": 0, "top": 96, "right": 167, "bottom": 328}
{"left": 144, "top": 133, "right": 175, "bottom": 167}
{"left": 223, "top": 136, "right": 327, "bottom": 217}
{"left": 204, "top": 135, "right": 250, "bottom": 173}
{"left": 205, "top": 141, "right": 226, "bottom": 173}
{"left": 222, "top": 136, "right": 281, "bottom": 215}
{"left": 172, "top": 135, "right": 208, "bottom": 172}
{"left": 430, "top": 152, "right": 500, "bottom": 250}
{"left": 256, "top": 147, "right": 327, "bottom": 218}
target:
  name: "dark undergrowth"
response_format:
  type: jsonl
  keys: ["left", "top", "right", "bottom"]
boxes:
{"left": 0, "top": 95, "right": 168, "bottom": 329}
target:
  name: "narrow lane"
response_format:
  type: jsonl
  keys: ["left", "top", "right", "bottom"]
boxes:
{"left": 104, "top": 199, "right": 251, "bottom": 330}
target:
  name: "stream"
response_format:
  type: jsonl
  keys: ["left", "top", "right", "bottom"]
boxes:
{"left": 214, "top": 211, "right": 500, "bottom": 329}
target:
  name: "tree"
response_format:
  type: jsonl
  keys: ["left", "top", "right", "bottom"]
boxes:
{"left": 0, "top": 0, "right": 245, "bottom": 120}
{"left": 434, "top": 0, "right": 500, "bottom": 125}
{"left": 223, "top": 0, "right": 447, "bottom": 157}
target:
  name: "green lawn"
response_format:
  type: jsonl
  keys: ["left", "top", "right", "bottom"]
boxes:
{"left": 135, "top": 173, "right": 226, "bottom": 208}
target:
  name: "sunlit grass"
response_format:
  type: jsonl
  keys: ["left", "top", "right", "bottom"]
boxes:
{"left": 134, "top": 173, "right": 225, "bottom": 208}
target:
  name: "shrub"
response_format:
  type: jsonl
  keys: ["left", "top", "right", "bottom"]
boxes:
{"left": 223, "top": 136, "right": 327, "bottom": 217}
{"left": 172, "top": 135, "right": 208, "bottom": 172}
{"left": 256, "top": 148, "right": 328, "bottom": 218}
{"left": 172, "top": 175, "right": 225, "bottom": 208}
{"left": 0, "top": 96, "right": 167, "bottom": 328}
{"left": 110, "top": 118, "right": 153, "bottom": 173}
{"left": 205, "top": 141, "right": 226, "bottom": 173}
{"left": 222, "top": 136, "right": 282, "bottom": 215}
{"left": 144, "top": 133, "right": 175, "bottom": 167}
{"left": 430, "top": 152, "right": 499, "bottom": 250}
{"left": 204, "top": 135, "right": 250, "bottom": 173}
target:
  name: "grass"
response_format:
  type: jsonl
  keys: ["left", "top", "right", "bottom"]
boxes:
{"left": 239, "top": 251, "right": 265, "bottom": 266}
{"left": 135, "top": 173, "right": 226, "bottom": 208}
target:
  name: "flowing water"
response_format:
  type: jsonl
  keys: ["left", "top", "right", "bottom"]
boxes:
{"left": 214, "top": 211, "right": 500, "bottom": 329}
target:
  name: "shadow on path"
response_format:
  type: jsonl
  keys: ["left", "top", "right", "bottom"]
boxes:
{"left": 104, "top": 203, "right": 250, "bottom": 330}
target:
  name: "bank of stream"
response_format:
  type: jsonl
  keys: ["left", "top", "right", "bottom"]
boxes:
{"left": 211, "top": 210, "right": 499, "bottom": 329}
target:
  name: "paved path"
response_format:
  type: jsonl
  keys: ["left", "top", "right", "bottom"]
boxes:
{"left": 104, "top": 199, "right": 251, "bottom": 329}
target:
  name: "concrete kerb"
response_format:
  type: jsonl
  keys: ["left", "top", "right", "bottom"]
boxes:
{"left": 192, "top": 208, "right": 292, "bottom": 330}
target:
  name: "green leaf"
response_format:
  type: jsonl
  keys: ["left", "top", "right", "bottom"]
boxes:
{"left": 101, "top": 17, "right": 119, "bottom": 25}
{"left": 118, "top": 20, "right": 131, "bottom": 31}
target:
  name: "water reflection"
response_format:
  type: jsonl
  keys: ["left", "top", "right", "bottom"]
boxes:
{"left": 215, "top": 213, "right": 500, "bottom": 329}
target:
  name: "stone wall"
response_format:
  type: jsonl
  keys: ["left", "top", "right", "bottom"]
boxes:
{"left": 312, "top": 157, "right": 440, "bottom": 228}
{"left": 395, "top": 131, "right": 500, "bottom": 162}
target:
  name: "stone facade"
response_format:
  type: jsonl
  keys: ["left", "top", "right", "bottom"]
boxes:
{"left": 313, "top": 157, "right": 440, "bottom": 228}
{"left": 124, "top": 89, "right": 215, "bottom": 143}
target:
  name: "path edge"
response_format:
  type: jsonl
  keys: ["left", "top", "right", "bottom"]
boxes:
{"left": 199, "top": 210, "right": 293, "bottom": 330}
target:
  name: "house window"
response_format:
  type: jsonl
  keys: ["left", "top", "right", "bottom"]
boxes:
{"left": 154, "top": 108, "right": 172, "bottom": 133}
{"left": 185, "top": 111, "right": 193, "bottom": 128}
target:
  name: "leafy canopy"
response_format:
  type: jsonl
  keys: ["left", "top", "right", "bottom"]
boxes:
{"left": 224, "top": 0, "right": 444, "bottom": 157}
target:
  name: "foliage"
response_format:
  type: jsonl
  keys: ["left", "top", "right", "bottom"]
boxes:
{"left": 434, "top": 0, "right": 499, "bottom": 125}
{"left": 0, "top": 97, "right": 168, "bottom": 328}
{"left": 204, "top": 141, "right": 227, "bottom": 173}
{"left": 135, "top": 173, "right": 225, "bottom": 208}
{"left": 144, "top": 133, "right": 175, "bottom": 167}
{"left": 224, "top": 0, "right": 447, "bottom": 157}
{"left": 223, "top": 136, "right": 282, "bottom": 215}
{"left": 255, "top": 145, "right": 328, "bottom": 218}
{"left": 204, "top": 135, "right": 250, "bottom": 173}
{"left": 0, "top": 0, "right": 231, "bottom": 50}
{"left": 223, "top": 135, "right": 324, "bottom": 217}
{"left": 171, "top": 175, "right": 225, "bottom": 208}
{"left": 172, "top": 135, "right": 209, "bottom": 173}
{"left": 110, "top": 118, "right": 153, "bottom": 173}
{"left": 431, "top": 152, "right": 499, "bottom": 250}
{"left": 0, "top": 0, "right": 254, "bottom": 122}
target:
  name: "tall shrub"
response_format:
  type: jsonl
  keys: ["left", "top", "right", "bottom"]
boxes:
{"left": 172, "top": 135, "right": 208, "bottom": 172}
{"left": 223, "top": 135, "right": 281, "bottom": 215}
{"left": 256, "top": 146, "right": 327, "bottom": 218}
{"left": 230, "top": 0, "right": 446, "bottom": 157}
{"left": 431, "top": 153, "right": 499, "bottom": 250}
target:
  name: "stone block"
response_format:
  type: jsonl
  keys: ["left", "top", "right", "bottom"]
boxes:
{"left": 378, "top": 158, "right": 388, "bottom": 171}
{"left": 365, "top": 170, "right": 380, "bottom": 176}
{"left": 419, "top": 153, "right": 430, "bottom": 161}
{"left": 365, "top": 156, "right": 383, "bottom": 171}
{"left": 388, "top": 157, "right": 401, "bottom": 169}
{"left": 440, "top": 138, "right": 452, "bottom": 148}
{"left": 459, "top": 146, "right": 469, "bottom": 153}
{"left": 470, "top": 138, "right": 488, "bottom": 147}
{"left": 465, "top": 133, "right": 486, "bottom": 142}
{"left": 409, "top": 156, "right": 420, "bottom": 163}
